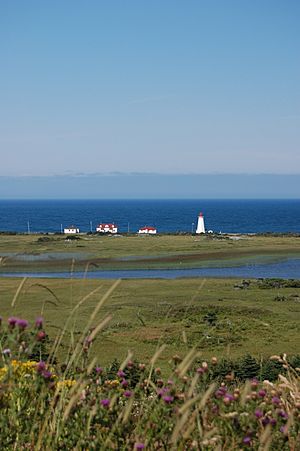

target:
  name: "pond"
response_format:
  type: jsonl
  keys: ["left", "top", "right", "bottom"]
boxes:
{"left": 0, "top": 258, "right": 299, "bottom": 279}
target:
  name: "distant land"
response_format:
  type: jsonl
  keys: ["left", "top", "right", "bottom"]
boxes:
{"left": 0, "top": 173, "right": 299, "bottom": 199}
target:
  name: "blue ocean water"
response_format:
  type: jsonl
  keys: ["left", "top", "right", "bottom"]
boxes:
{"left": 0, "top": 199, "right": 299, "bottom": 234}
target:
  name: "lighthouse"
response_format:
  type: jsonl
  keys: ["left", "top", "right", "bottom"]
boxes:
{"left": 196, "top": 212, "right": 205, "bottom": 234}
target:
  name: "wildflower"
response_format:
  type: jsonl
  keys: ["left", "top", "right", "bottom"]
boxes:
{"left": 138, "top": 363, "right": 146, "bottom": 370}
{"left": 278, "top": 409, "right": 288, "bottom": 420}
{"left": 223, "top": 394, "right": 234, "bottom": 405}
{"left": 36, "top": 361, "right": 47, "bottom": 373}
{"left": 270, "top": 418, "right": 277, "bottom": 426}
{"left": 16, "top": 319, "right": 28, "bottom": 330}
{"left": 155, "top": 367, "right": 161, "bottom": 375}
{"left": 211, "top": 357, "right": 218, "bottom": 365}
{"left": 255, "top": 409, "right": 263, "bottom": 419}
{"left": 271, "top": 396, "right": 280, "bottom": 405}
{"left": 262, "top": 417, "right": 270, "bottom": 427}
{"left": 8, "top": 317, "right": 19, "bottom": 328}
{"left": 2, "top": 348, "right": 11, "bottom": 356}
{"left": 35, "top": 317, "right": 43, "bottom": 329}
{"left": 117, "top": 370, "right": 125, "bottom": 378}
{"left": 95, "top": 366, "right": 103, "bottom": 374}
{"left": 42, "top": 370, "right": 53, "bottom": 380}
{"left": 123, "top": 390, "right": 132, "bottom": 398}
{"left": 121, "top": 379, "right": 128, "bottom": 388}
{"left": 242, "top": 436, "right": 251, "bottom": 446}
{"left": 36, "top": 330, "right": 46, "bottom": 341}
{"left": 127, "top": 360, "right": 134, "bottom": 369}
{"left": 258, "top": 389, "right": 266, "bottom": 398}
{"left": 163, "top": 395, "right": 174, "bottom": 404}
{"left": 135, "top": 443, "right": 145, "bottom": 450}
{"left": 280, "top": 425, "right": 288, "bottom": 434}
{"left": 196, "top": 367, "right": 205, "bottom": 374}
{"left": 250, "top": 378, "right": 258, "bottom": 388}
{"left": 167, "top": 379, "right": 174, "bottom": 385}
{"left": 101, "top": 398, "right": 110, "bottom": 407}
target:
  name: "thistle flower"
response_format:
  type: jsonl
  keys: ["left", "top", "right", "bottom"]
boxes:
{"left": 36, "top": 330, "right": 46, "bottom": 341}
{"left": 117, "top": 370, "right": 125, "bottom": 378}
{"left": 16, "top": 319, "right": 28, "bottom": 330}
{"left": 163, "top": 395, "right": 174, "bottom": 404}
{"left": 8, "top": 317, "right": 19, "bottom": 328}
{"left": 95, "top": 366, "right": 103, "bottom": 374}
{"left": 242, "top": 436, "right": 251, "bottom": 446}
{"left": 255, "top": 409, "right": 263, "bottom": 418}
{"left": 36, "top": 361, "right": 47, "bottom": 373}
{"left": 135, "top": 443, "right": 145, "bottom": 450}
{"left": 123, "top": 390, "right": 132, "bottom": 398}
{"left": 35, "top": 317, "right": 43, "bottom": 329}
{"left": 258, "top": 389, "right": 266, "bottom": 398}
{"left": 100, "top": 398, "right": 110, "bottom": 407}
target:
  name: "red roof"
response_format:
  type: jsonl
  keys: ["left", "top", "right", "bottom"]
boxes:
{"left": 97, "top": 223, "right": 116, "bottom": 228}
{"left": 139, "top": 226, "right": 156, "bottom": 231}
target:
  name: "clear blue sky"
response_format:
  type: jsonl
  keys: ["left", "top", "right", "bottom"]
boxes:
{"left": 0, "top": 0, "right": 299, "bottom": 178}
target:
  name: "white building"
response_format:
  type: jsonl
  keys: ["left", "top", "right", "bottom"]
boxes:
{"left": 96, "top": 223, "right": 118, "bottom": 234}
{"left": 195, "top": 212, "right": 205, "bottom": 234}
{"left": 64, "top": 226, "right": 80, "bottom": 234}
{"left": 138, "top": 226, "right": 157, "bottom": 234}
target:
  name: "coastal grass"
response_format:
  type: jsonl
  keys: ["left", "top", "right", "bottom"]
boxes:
{"left": 0, "top": 233, "right": 300, "bottom": 272}
{"left": 1, "top": 276, "right": 300, "bottom": 368}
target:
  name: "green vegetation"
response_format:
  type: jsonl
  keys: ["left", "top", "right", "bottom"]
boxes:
{"left": 1, "top": 277, "right": 300, "bottom": 366}
{"left": 0, "top": 299, "right": 299, "bottom": 449}
{"left": 0, "top": 233, "right": 300, "bottom": 272}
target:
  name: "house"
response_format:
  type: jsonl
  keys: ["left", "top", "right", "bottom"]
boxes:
{"left": 96, "top": 223, "right": 118, "bottom": 234}
{"left": 138, "top": 226, "right": 157, "bottom": 235}
{"left": 64, "top": 226, "right": 80, "bottom": 234}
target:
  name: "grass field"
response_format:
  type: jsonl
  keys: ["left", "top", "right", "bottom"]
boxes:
{"left": 1, "top": 276, "right": 300, "bottom": 368}
{"left": 0, "top": 233, "right": 300, "bottom": 272}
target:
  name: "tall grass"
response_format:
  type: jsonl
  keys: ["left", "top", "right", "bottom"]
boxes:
{"left": 0, "top": 281, "right": 299, "bottom": 450}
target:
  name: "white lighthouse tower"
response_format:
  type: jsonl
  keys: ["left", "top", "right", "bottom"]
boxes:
{"left": 196, "top": 212, "right": 205, "bottom": 234}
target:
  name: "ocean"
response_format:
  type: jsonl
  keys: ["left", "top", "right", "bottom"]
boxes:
{"left": 0, "top": 199, "right": 299, "bottom": 234}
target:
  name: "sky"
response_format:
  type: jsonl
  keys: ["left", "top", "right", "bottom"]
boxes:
{"left": 0, "top": 1, "right": 299, "bottom": 193}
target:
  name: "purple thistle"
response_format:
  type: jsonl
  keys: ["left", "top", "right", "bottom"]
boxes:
{"left": 135, "top": 444, "right": 145, "bottom": 450}
{"left": 196, "top": 367, "right": 205, "bottom": 374}
{"left": 243, "top": 436, "right": 251, "bottom": 445}
{"left": 278, "top": 410, "right": 288, "bottom": 419}
{"left": 262, "top": 417, "right": 270, "bottom": 427}
{"left": 258, "top": 389, "right": 266, "bottom": 398}
{"left": 117, "top": 370, "right": 126, "bottom": 378}
{"left": 163, "top": 395, "right": 174, "bottom": 404}
{"left": 16, "top": 319, "right": 28, "bottom": 330}
{"left": 280, "top": 425, "right": 288, "bottom": 434}
{"left": 36, "top": 361, "right": 47, "bottom": 373}
{"left": 123, "top": 390, "right": 132, "bottom": 398}
{"left": 271, "top": 396, "right": 280, "bottom": 405}
{"left": 95, "top": 366, "right": 103, "bottom": 374}
{"left": 270, "top": 418, "right": 277, "bottom": 426}
{"left": 35, "top": 317, "right": 43, "bottom": 329}
{"left": 100, "top": 398, "right": 110, "bottom": 407}
{"left": 255, "top": 409, "right": 264, "bottom": 419}
{"left": 8, "top": 317, "right": 19, "bottom": 328}
{"left": 42, "top": 370, "right": 52, "bottom": 380}
{"left": 121, "top": 379, "right": 129, "bottom": 387}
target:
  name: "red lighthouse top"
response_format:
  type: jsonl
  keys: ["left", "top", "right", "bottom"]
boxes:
{"left": 199, "top": 212, "right": 203, "bottom": 217}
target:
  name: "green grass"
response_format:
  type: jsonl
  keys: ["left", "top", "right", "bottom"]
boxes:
{"left": 0, "top": 233, "right": 300, "bottom": 272}
{"left": 1, "top": 276, "right": 300, "bottom": 368}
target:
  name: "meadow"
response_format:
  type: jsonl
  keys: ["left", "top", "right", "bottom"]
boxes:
{"left": 0, "top": 233, "right": 300, "bottom": 272}
{"left": 1, "top": 276, "right": 300, "bottom": 366}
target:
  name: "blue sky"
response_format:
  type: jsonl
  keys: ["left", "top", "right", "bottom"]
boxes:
{"left": 0, "top": 1, "right": 299, "bottom": 180}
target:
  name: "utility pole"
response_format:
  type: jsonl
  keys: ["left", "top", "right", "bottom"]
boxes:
{"left": 90, "top": 220, "right": 93, "bottom": 232}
